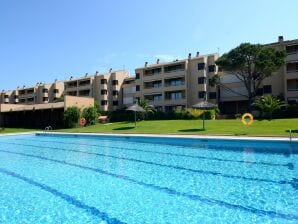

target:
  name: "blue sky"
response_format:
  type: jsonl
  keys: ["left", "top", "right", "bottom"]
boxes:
{"left": 0, "top": 0, "right": 297, "bottom": 90}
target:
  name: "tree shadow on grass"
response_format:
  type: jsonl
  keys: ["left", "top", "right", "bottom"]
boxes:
{"left": 178, "top": 128, "right": 205, "bottom": 132}
{"left": 285, "top": 129, "right": 298, "bottom": 133}
{"left": 113, "top": 127, "right": 135, "bottom": 131}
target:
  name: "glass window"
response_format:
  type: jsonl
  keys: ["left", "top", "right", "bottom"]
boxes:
{"left": 153, "top": 95, "right": 162, "bottom": 101}
{"left": 263, "top": 85, "right": 272, "bottom": 94}
{"left": 198, "top": 91, "right": 206, "bottom": 99}
{"left": 287, "top": 79, "right": 298, "bottom": 91}
{"left": 101, "top": 100, "right": 108, "bottom": 106}
{"left": 197, "top": 63, "right": 205, "bottom": 70}
{"left": 209, "top": 92, "right": 217, "bottom": 99}
{"left": 198, "top": 77, "right": 206, "bottom": 84}
{"left": 208, "top": 65, "right": 216, "bottom": 72}
{"left": 101, "top": 79, "right": 107, "bottom": 84}
{"left": 101, "top": 90, "right": 108, "bottom": 95}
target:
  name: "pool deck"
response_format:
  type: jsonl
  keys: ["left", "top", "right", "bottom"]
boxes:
{"left": 0, "top": 131, "right": 297, "bottom": 142}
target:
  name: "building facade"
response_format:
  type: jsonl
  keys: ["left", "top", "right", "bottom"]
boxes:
{"left": 1, "top": 36, "right": 297, "bottom": 114}
{"left": 133, "top": 53, "right": 219, "bottom": 112}
{"left": 219, "top": 36, "right": 298, "bottom": 114}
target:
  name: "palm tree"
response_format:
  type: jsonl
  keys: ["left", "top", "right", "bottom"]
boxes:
{"left": 253, "top": 95, "right": 286, "bottom": 120}
{"left": 137, "top": 99, "right": 155, "bottom": 119}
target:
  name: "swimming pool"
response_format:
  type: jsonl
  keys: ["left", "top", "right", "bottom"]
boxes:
{"left": 0, "top": 133, "right": 297, "bottom": 223}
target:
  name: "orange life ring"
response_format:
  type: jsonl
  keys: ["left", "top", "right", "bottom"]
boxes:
{"left": 80, "top": 117, "right": 86, "bottom": 126}
{"left": 241, "top": 113, "right": 254, "bottom": 126}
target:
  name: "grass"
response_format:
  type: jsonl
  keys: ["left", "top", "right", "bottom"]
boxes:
{"left": 58, "top": 118, "right": 298, "bottom": 137}
{"left": 0, "top": 128, "right": 37, "bottom": 134}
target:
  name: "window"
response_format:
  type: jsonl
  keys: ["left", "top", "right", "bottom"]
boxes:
{"left": 14, "top": 95, "right": 18, "bottom": 99}
{"left": 287, "top": 79, "right": 298, "bottom": 91}
{"left": 53, "top": 89, "right": 59, "bottom": 93}
{"left": 198, "top": 91, "right": 206, "bottom": 99}
{"left": 4, "top": 95, "right": 9, "bottom": 99}
{"left": 20, "top": 99, "right": 26, "bottom": 103}
{"left": 197, "top": 63, "right": 205, "bottom": 70}
{"left": 136, "top": 85, "right": 140, "bottom": 91}
{"left": 198, "top": 77, "right": 206, "bottom": 84}
{"left": 286, "top": 62, "right": 298, "bottom": 73}
{"left": 165, "top": 78, "right": 183, "bottom": 87}
{"left": 136, "top": 73, "right": 140, "bottom": 79}
{"left": 113, "top": 100, "right": 118, "bottom": 106}
{"left": 208, "top": 65, "right": 216, "bottom": 72}
{"left": 113, "top": 90, "right": 119, "bottom": 96}
{"left": 153, "top": 81, "right": 162, "bottom": 88}
{"left": 101, "top": 100, "right": 108, "bottom": 106}
{"left": 155, "top": 106, "right": 163, "bottom": 112}
{"left": 42, "top": 88, "right": 48, "bottom": 93}
{"left": 27, "top": 97, "right": 34, "bottom": 102}
{"left": 263, "top": 85, "right": 272, "bottom": 94}
{"left": 209, "top": 92, "right": 217, "bottom": 99}
{"left": 27, "top": 89, "right": 34, "bottom": 94}
{"left": 112, "top": 80, "right": 118, "bottom": 85}
{"left": 165, "top": 91, "right": 184, "bottom": 100}
{"left": 164, "top": 64, "right": 185, "bottom": 73}
{"left": 144, "top": 68, "right": 161, "bottom": 76}
{"left": 101, "top": 90, "right": 108, "bottom": 95}
{"left": 286, "top": 45, "right": 298, "bottom": 55}
{"left": 43, "top": 97, "right": 48, "bottom": 101}
{"left": 153, "top": 94, "right": 162, "bottom": 101}
{"left": 256, "top": 88, "right": 263, "bottom": 96}
{"left": 101, "top": 79, "right": 107, "bottom": 84}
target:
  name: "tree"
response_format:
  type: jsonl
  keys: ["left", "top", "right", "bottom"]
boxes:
{"left": 214, "top": 43, "right": 285, "bottom": 111}
{"left": 137, "top": 99, "right": 155, "bottom": 120}
{"left": 253, "top": 95, "right": 286, "bottom": 119}
{"left": 82, "top": 106, "right": 98, "bottom": 125}
{"left": 63, "top": 107, "right": 80, "bottom": 128}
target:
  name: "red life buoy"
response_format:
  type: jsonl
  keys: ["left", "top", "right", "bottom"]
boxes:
{"left": 80, "top": 117, "right": 86, "bottom": 126}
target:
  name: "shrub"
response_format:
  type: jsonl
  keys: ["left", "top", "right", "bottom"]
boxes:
{"left": 82, "top": 106, "right": 98, "bottom": 125}
{"left": 63, "top": 107, "right": 80, "bottom": 128}
{"left": 235, "top": 113, "right": 242, "bottom": 119}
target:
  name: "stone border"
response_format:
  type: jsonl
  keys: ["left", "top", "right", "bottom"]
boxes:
{"left": 36, "top": 132, "right": 298, "bottom": 142}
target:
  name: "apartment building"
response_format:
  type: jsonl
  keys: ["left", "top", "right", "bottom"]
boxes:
{"left": 0, "top": 81, "right": 64, "bottom": 105}
{"left": 133, "top": 53, "right": 219, "bottom": 112}
{"left": 1, "top": 36, "right": 297, "bottom": 115}
{"left": 64, "top": 70, "right": 129, "bottom": 111}
{"left": 219, "top": 36, "right": 298, "bottom": 114}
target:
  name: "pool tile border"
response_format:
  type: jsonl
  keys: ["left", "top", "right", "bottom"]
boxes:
{"left": 37, "top": 132, "right": 298, "bottom": 142}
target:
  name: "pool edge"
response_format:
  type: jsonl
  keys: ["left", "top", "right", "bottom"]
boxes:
{"left": 36, "top": 132, "right": 298, "bottom": 142}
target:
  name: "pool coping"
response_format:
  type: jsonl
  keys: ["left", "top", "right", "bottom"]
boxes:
{"left": 0, "top": 131, "right": 39, "bottom": 137}
{"left": 36, "top": 132, "right": 298, "bottom": 142}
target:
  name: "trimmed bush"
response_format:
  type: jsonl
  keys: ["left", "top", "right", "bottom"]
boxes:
{"left": 63, "top": 107, "right": 80, "bottom": 128}
{"left": 82, "top": 106, "right": 98, "bottom": 125}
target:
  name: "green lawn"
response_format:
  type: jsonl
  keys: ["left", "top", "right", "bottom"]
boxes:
{"left": 0, "top": 128, "right": 37, "bottom": 134}
{"left": 58, "top": 118, "right": 298, "bottom": 137}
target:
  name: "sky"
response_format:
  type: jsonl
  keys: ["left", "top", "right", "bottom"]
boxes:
{"left": 0, "top": 0, "right": 297, "bottom": 90}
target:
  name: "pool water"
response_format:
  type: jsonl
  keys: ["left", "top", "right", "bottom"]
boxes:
{"left": 0, "top": 134, "right": 297, "bottom": 224}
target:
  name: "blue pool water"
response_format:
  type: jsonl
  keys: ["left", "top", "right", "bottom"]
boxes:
{"left": 0, "top": 134, "right": 297, "bottom": 224}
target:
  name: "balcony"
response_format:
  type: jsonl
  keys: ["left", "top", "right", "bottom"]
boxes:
{"left": 286, "top": 45, "right": 298, "bottom": 58}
